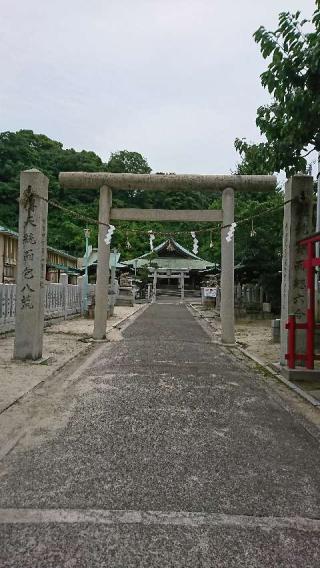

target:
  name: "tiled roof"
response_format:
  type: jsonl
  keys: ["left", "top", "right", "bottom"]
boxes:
{"left": 124, "top": 238, "right": 215, "bottom": 270}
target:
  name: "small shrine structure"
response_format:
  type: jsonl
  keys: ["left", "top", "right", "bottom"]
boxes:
{"left": 124, "top": 237, "right": 217, "bottom": 300}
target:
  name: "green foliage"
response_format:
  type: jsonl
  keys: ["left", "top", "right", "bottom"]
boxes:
{"left": 107, "top": 150, "right": 151, "bottom": 174}
{"left": 232, "top": 5, "right": 320, "bottom": 308}
{"left": 236, "top": 5, "right": 320, "bottom": 175}
{"left": 234, "top": 192, "right": 283, "bottom": 310}
{"left": 0, "top": 130, "right": 105, "bottom": 254}
{"left": 234, "top": 139, "right": 275, "bottom": 176}
{"left": 234, "top": 132, "right": 284, "bottom": 308}
{"left": 0, "top": 130, "right": 220, "bottom": 263}
{"left": 109, "top": 149, "right": 153, "bottom": 207}
{"left": 0, "top": 130, "right": 283, "bottom": 310}
{"left": 136, "top": 265, "right": 150, "bottom": 284}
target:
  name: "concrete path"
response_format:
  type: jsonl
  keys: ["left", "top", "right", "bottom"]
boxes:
{"left": 1, "top": 303, "right": 320, "bottom": 567}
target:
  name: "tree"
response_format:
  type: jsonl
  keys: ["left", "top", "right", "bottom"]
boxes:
{"left": 0, "top": 130, "right": 106, "bottom": 253}
{"left": 106, "top": 149, "right": 153, "bottom": 208}
{"left": 232, "top": 6, "right": 320, "bottom": 309}
{"left": 233, "top": 191, "right": 283, "bottom": 311}
{"left": 236, "top": 5, "right": 320, "bottom": 175}
{"left": 234, "top": 139, "right": 274, "bottom": 176}
{"left": 233, "top": 108, "right": 284, "bottom": 309}
{"left": 107, "top": 150, "right": 151, "bottom": 174}
{"left": 0, "top": 133, "right": 157, "bottom": 253}
{"left": 0, "top": 131, "right": 220, "bottom": 263}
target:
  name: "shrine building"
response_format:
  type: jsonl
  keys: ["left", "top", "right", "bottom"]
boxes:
{"left": 123, "top": 237, "right": 218, "bottom": 297}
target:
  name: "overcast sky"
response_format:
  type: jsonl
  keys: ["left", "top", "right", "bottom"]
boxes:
{"left": 0, "top": 0, "right": 316, "bottom": 174}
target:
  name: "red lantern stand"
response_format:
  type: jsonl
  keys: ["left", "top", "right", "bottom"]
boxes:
{"left": 286, "top": 232, "right": 320, "bottom": 370}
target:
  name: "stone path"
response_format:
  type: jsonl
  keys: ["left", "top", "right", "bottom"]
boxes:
{"left": 1, "top": 303, "right": 320, "bottom": 566}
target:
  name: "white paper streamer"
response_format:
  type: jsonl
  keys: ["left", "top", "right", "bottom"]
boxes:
{"left": 148, "top": 230, "right": 155, "bottom": 251}
{"left": 226, "top": 222, "right": 237, "bottom": 243}
{"left": 104, "top": 225, "right": 115, "bottom": 245}
{"left": 191, "top": 231, "right": 199, "bottom": 255}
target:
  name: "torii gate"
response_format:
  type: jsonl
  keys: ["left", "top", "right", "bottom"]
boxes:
{"left": 60, "top": 172, "right": 276, "bottom": 343}
{"left": 13, "top": 170, "right": 275, "bottom": 360}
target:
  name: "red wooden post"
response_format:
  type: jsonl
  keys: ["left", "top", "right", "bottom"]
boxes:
{"left": 286, "top": 315, "right": 296, "bottom": 369}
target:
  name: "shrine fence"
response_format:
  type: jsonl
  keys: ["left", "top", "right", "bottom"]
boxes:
{"left": 0, "top": 282, "right": 84, "bottom": 333}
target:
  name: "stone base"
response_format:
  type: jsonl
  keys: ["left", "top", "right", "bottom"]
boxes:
{"left": 116, "top": 287, "right": 135, "bottom": 307}
{"left": 116, "top": 297, "right": 134, "bottom": 307}
{"left": 234, "top": 309, "right": 273, "bottom": 321}
{"left": 274, "top": 364, "right": 320, "bottom": 382}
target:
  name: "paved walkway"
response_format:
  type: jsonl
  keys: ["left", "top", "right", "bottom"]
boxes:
{"left": 1, "top": 303, "right": 320, "bottom": 566}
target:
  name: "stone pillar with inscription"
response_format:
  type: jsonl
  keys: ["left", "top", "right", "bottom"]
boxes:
{"left": 14, "top": 169, "right": 49, "bottom": 360}
{"left": 280, "top": 175, "right": 314, "bottom": 366}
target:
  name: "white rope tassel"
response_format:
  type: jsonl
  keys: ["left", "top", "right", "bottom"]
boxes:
{"left": 191, "top": 231, "right": 199, "bottom": 255}
{"left": 148, "top": 230, "right": 155, "bottom": 251}
{"left": 226, "top": 222, "right": 237, "bottom": 243}
{"left": 104, "top": 224, "right": 115, "bottom": 245}
{"left": 250, "top": 219, "right": 256, "bottom": 238}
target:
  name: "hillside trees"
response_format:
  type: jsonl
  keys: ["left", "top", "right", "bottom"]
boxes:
{"left": 0, "top": 130, "right": 220, "bottom": 259}
{"left": 0, "top": 129, "right": 108, "bottom": 253}
{"left": 0, "top": 128, "right": 283, "bottom": 301}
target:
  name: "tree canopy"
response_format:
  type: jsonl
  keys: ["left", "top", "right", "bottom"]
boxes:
{"left": 0, "top": 129, "right": 284, "bottom": 309}
{"left": 107, "top": 150, "right": 151, "bottom": 174}
{"left": 0, "top": 130, "right": 216, "bottom": 260}
{"left": 235, "top": 5, "right": 320, "bottom": 175}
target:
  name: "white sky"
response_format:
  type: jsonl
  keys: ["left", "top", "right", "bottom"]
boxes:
{"left": 0, "top": 0, "right": 316, "bottom": 173}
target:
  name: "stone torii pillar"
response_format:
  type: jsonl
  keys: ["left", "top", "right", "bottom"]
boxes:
{"left": 221, "top": 188, "right": 235, "bottom": 344}
{"left": 93, "top": 185, "right": 112, "bottom": 340}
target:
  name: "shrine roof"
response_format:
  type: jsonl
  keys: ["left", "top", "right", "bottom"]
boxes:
{"left": 124, "top": 238, "right": 215, "bottom": 271}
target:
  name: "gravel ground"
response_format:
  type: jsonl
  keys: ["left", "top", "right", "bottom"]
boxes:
{"left": 0, "top": 305, "right": 143, "bottom": 413}
{"left": 235, "top": 319, "right": 280, "bottom": 363}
